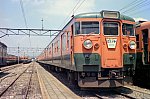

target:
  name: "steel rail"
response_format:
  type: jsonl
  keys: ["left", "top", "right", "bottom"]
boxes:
{"left": 114, "top": 90, "right": 136, "bottom": 99}
{"left": 1, "top": 64, "right": 21, "bottom": 72}
{"left": 0, "top": 64, "right": 31, "bottom": 97}
{"left": 24, "top": 63, "right": 34, "bottom": 99}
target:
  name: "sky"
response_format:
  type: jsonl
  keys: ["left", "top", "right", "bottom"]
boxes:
{"left": 0, "top": 0, "right": 150, "bottom": 57}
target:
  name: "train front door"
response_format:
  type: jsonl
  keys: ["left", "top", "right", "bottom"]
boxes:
{"left": 142, "top": 29, "right": 149, "bottom": 64}
{"left": 101, "top": 21, "right": 122, "bottom": 68}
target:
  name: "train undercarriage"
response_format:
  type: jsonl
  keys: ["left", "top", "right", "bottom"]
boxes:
{"left": 38, "top": 61, "right": 135, "bottom": 88}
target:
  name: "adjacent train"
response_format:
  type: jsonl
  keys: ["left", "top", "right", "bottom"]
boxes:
{"left": 6, "top": 54, "right": 31, "bottom": 65}
{"left": 134, "top": 21, "right": 150, "bottom": 88}
{"left": 37, "top": 10, "right": 136, "bottom": 88}
{"left": 0, "top": 42, "right": 31, "bottom": 67}
{"left": 0, "top": 42, "right": 7, "bottom": 66}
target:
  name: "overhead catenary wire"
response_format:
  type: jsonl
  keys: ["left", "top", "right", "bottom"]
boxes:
{"left": 121, "top": 0, "right": 148, "bottom": 14}
{"left": 129, "top": 5, "right": 150, "bottom": 16}
{"left": 20, "top": 0, "right": 28, "bottom": 28}
{"left": 119, "top": 0, "right": 141, "bottom": 11}
{"left": 58, "top": 0, "right": 81, "bottom": 29}
{"left": 58, "top": 0, "right": 86, "bottom": 29}
{"left": 127, "top": 1, "right": 150, "bottom": 15}
{"left": 118, "top": 0, "right": 150, "bottom": 19}
{"left": 72, "top": 0, "right": 86, "bottom": 14}
{"left": 19, "top": 0, "right": 32, "bottom": 52}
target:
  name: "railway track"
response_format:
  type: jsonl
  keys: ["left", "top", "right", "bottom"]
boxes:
{"left": 41, "top": 63, "right": 150, "bottom": 99}
{"left": 89, "top": 89, "right": 134, "bottom": 99}
{"left": 0, "top": 63, "right": 33, "bottom": 98}
{"left": 1, "top": 64, "right": 22, "bottom": 72}
{"left": 113, "top": 90, "right": 136, "bottom": 99}
{"left": 24, "top": 63, "right": 34, "bottom": 98}
{"left": 113, "top": 85, "right": 150, "bottom": 99}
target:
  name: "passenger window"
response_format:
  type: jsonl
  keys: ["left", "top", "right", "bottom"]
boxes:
{"left": 62, "top": 33, "right": 67, "bottom": 51}
{"left": 122, "top": 24, "right": 134, "bottom": 36}
{"left": 103, "top": 22, "right": 118, "bottom": 35}
{"left": 67, "top": 32, "right": 70, "bottom": 50}
{"left": 81, "top": 22, "right": 99, "bottom": 34}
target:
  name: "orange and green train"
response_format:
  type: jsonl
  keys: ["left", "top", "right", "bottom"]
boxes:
{"left": 134, "top": 21, "right": 150, "bottom": 88}
{"left": 37, "top": 10, "right": 136, "bottom": 88}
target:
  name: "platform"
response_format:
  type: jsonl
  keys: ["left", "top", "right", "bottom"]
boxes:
{"left": 35, "top": 63, "right": 81, "bottom": 99}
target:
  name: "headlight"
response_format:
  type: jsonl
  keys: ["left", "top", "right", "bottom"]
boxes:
{"left": 129, "top": 41, "right": 136, "bottom": 49}
{"left": 83, "top": 40, "right": 93, "bottom": 49}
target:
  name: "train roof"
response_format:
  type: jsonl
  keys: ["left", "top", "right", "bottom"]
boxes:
{"left": 0, "top": 42, "right": 7, "bottom": 48}
{"left": 136, "top": 21, "right": 150, "bottom": 29}
{"left": 74, "top": 12, "right": 135, "bottom": 22}
{"left": 140, "top": 21, "right": 150, "bottom": 27}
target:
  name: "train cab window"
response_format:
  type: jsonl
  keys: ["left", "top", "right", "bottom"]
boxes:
{"left": 122, "top": 24, "right": 134, "bottom": 36}
{"left": 103, "top": 22, "right": 118, "bottom": 35}
{"left": 81, "top": 21, "right": 99, "bottom": 34}
{"left": 75, "top": 22, "right": 80, "bottom": 34}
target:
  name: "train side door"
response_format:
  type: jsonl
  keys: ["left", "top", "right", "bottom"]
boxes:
{"left": 142, "top": 29, "right": 149, "bottom": 64}
{"left": 71, "top": 25, "right": 74, "bottom": 66}
{"left": 101, "top": 21, "right": 122, "bottom": 68}
{"left": 61, "top": 33, "right": 67, "bottom": 65}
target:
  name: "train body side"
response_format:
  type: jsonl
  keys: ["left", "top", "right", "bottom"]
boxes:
{"left": 0, "top": 42, "right": 7, "bottom": 66}
{"left": 135, "top": 21, "right": 150, "bottom": 88}
{"left": 37, "top": 11, "right": 136, "bottom": 88}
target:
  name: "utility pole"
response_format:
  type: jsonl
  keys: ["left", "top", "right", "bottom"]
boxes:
{"left": 41, "top": 18, "right": 44, "bottom": 30}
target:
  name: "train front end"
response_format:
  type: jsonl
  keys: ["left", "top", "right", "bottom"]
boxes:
{"left": 73, "top": 11, "right": 136, "bottom": 87}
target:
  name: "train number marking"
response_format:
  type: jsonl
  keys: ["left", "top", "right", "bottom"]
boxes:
{"left": 106, "top": 38, "right": 117, "bottom": 48}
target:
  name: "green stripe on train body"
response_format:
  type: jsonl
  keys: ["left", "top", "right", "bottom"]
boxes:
{"left": 123, "top": 53, "right": 136, "bottom": 66}
{"left": 74, "top": 53, "right": 101, "bottom": 71}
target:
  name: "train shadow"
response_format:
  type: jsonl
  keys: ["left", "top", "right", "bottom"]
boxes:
{"left": 39, "top": 63, "right": 134, "bottom": 98}
{"left": 114, "top": 87, "right": 133, "bottom": 94}
{"left": 0, "top": 72, "right": 10, "bottom": 78}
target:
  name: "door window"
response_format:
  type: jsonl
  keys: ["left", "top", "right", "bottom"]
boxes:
{"left": 103, "top": 22, "right": 118, "bottom": 35}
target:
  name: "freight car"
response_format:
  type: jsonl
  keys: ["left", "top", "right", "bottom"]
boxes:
{"left": 38, "top": 10, "right": 136, "bottom": 88}
{"left": 0, "top": 42, "right": 7, "bottom": 66}
{"left": 134, "top": 21, "right": 150, "bottom": 88}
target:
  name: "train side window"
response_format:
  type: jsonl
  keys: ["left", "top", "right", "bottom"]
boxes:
{"left": 103, "top": 22, "right": 118, "bottom": 35}
{"left": 75, "top": 22, "right": 80, "bottom": 34}
{"left": 62, "top": 33, "right": 67, "bottom": 51}
{"left": 136, "top": 34, "right": 140, "bottom": 49}
{"left": 122, "top": 24, "right": 134, "bottom": 36}
{"left": 58, "top": 40, "right": 60, "bottom": 52}
{"left": 49, "top": 47, "right": 51, "bottom": 55}
{"left": 67, "top": 32, "right": 70, "bottom": 50}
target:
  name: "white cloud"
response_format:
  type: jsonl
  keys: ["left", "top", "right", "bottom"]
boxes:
{"left": 134, "top": 18, "right": 148, "bottom": 22}
{"left": 36, "top": 0, "right": 95, "bottom": 17}
{"left": 12, "top": 0, "right": 95, "bottom": 16}
{"left": 28, "top": 0, "right": 96, "bottom": 29}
